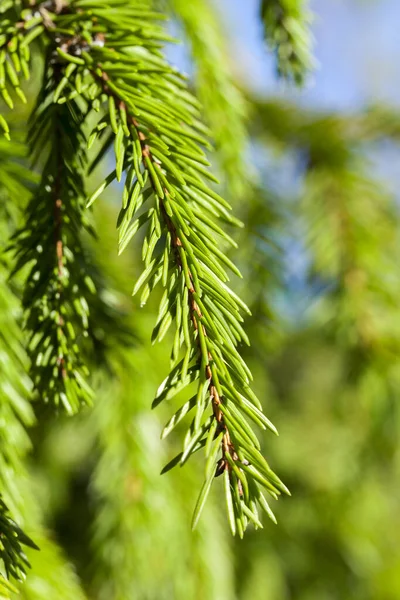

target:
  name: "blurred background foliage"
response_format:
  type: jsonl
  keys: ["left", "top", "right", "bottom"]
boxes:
{"left": 2, "top": 0, "right": 400, "bottom": 598}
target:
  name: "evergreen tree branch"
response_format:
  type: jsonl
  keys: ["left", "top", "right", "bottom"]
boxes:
{"left": 0, "top": 137, "right": 38, "bottom": 594}
{"left": 0, "top": 141, "right": 35, "bottom": 499}
{"left": 10, "top": 55, "right": 96, "bottom": 413}
{"left": 260, "top": 0, "right": 314, "bottom": 84}
{"left": 21, "top": 0, "right": 287, "bottom": 534}
{"left": 0, "top": 135, "right": 88, "bottom": 599}
{"left": 0, "top": 499, "right": 38, "bottom": 596}
{"left": 0, "top": 0, "right": 288, "bottom": 533}
{"left": 0, "top": 0, "right": 48, "bottom": 137}
{"left": 0, "top": 492, "right": 33, "bottom": 596}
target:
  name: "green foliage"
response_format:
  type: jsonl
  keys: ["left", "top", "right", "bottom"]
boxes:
{"left": 0, "top": 135, "right": 91, "bottom": 599}
{"left": 0, "top": 139, "right": 34, "bottom": 502}
{"left": 0, "top": 0, "right": 287, "bottom": 536}
{"left": 81, "top": 0, "right": 285, "bottom": 532}
{"left": 11, "top": 66, "right": 95, "bottom": 414}
{"left": 0, "top": 499, "right": 38, "bottom": 586}
{"left": 0, "top": 137, "right": 35, "bottom": 594}
{"left": 260, "top": 0, "right": 314, "bottom": 84}
{"left": 27, "top": 92, "right": 400, "bottom": 597}
{"left": 0, "top": 0, "right": 40, "bottom": 132}
{"left": 2, "top": 0, "right": 400, "bottom": 599}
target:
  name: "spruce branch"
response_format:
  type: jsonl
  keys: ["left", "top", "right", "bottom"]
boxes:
{"left": 17, "top": 0, "right": 289, "bottom": 533}
{"left": 10, "top": 57, "right": 95, "bottom": 413}
{"left": 0, "top": 498, "right": 38, "bottom": 588}
{"left": 260, "top": 0, "right": 314, "bottom": 84}
{"left": 0, "top": 1, "right": 94, "bottom": 415}
{"left": 0, "top": 0, "right": 288, "bottom": 532}
{"left": 0, "top": 0, "right": 48, "bottom": 137}
{"left": 0, "top": 139, "right": 39, "bottom": 596}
